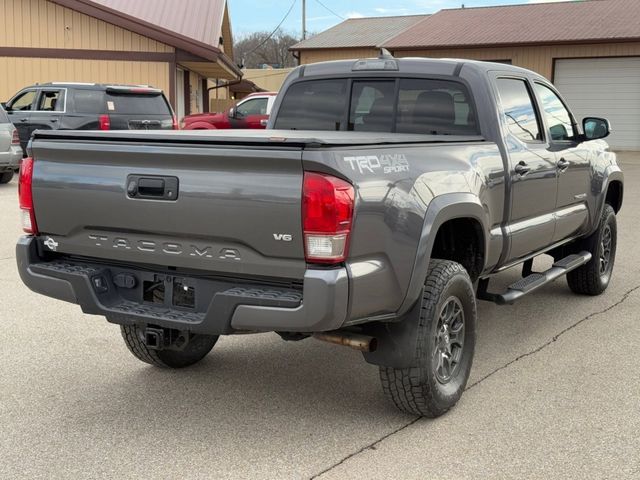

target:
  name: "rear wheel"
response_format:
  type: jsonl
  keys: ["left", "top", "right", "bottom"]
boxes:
{"left": 567, "top": 204, "right": 617, "bottom": 295}
{"left": 379, "top": 260, "right": 477, "bottom": 417}
{"left": 0, "top": 171, "right": 14, "bottom": 184}
{"left": 120, "top": 325, "right": 218, "bottom": 368}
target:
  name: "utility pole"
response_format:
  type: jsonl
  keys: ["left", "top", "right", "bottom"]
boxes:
{"left": 302, "top": 0, "right": 306, "bottom": 40}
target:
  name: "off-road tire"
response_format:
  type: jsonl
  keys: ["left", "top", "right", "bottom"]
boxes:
{"left": 0, "top": 171, "right": 13, "bottom": 184}
{"left": 120, "top": 325, "right": 218, "bottom": 368}
{"left": 380, "top": 260, "right": 477, "bottom": 417}
{"left": 567, "top": 204, "right": 617, "bottom": 295}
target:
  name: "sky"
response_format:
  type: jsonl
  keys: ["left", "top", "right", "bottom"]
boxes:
{"left": 229, "top": 0, "right": 570, "bottom": 37}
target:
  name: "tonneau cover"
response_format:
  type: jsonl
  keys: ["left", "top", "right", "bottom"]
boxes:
{"left": 32, "top": 129, "right": 485, "bottom": 147}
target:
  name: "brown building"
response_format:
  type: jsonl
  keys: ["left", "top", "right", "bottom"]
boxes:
{"left": 0, "top": 0, "right": 241, "bottom": 118}
{"left": 291, "top": 0, "right": 640, "bottom": 150}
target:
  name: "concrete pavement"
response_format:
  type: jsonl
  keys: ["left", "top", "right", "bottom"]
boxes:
{"left": 0, "top": 153, "right": 638, "bottom": 479}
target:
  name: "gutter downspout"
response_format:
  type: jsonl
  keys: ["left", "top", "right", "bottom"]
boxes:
{"left": 207, "top": 78, "right": 243, "bottom": 92}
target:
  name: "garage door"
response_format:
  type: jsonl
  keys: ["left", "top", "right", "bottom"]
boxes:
{"left": 554, "top": 57, "right": 640, "bottom": 151}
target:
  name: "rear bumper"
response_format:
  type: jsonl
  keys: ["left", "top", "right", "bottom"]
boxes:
{"left": 0, "top": 147, "right": 22, "bottom": 170}
{"left": 16, "top": 236, "right": 349, "bottom": 334}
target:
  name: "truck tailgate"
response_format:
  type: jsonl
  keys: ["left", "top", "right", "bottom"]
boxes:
{"left": 30, "top": 138, "right": 306, "bottom": 280}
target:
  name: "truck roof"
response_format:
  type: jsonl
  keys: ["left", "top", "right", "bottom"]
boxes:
{"left": 297, "top": 56, "right": 547, "bottom": 82}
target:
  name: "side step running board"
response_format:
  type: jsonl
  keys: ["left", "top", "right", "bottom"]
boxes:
{"left": 478, "top": 251, "right": 592, "bottom": 305}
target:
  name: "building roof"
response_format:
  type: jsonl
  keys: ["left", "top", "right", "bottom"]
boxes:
{"left": 50, "top": 0, "right": 241, "bottom": 77}
{"left": 89, "top": 0, "right": 227, "bottom": 50}
{"left": 290, "top": 15, "right": 428, "bottom": 51}
{"left": 386, "top": 0, "right": 640, "bottom": 50}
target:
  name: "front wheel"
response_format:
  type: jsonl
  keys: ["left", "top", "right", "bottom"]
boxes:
{"left": 379, "top": 260, "right": 477, "bottom": 417}
{"left": 567, "top": 204, "right": 617, "bottom": 295}
{"left": 120, "top": 325, "right": 218, "bottom": 368}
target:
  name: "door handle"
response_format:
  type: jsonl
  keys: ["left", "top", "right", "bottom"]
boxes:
{"left": 514, "top": 161, "right": 531, "bottom": 176}
{"left": 19, "top": 118, "right": 28, "bottom": 122}
{"left": 50, "top": 119, "right": 58, "bottom": 123}
{"left": 557, "top": 158, "right": 570, "bottom": 171}
{"left": 137, "top": 178, "right": 165, "bottom": 196}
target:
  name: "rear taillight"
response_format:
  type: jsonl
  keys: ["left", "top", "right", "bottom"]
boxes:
{"left": 302, "top": 172, "right": 355, "bottom": 264}
{"left": 11, "top": 129, "right": 20, "bottom": 145}
{"left": 99, "top": 114, "right": 111, "bottom": 130}
{"left": 18, "top": 157, "right": 38, "bottom": 234}
{"left": 172, "top": 115, "right": 179, "bottom": 130}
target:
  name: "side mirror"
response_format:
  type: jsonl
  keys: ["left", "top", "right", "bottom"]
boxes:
{"left": 583, "top": 117, "right": 611, "bottom": 140}
{"left": 228, "top": 107, "right": 235, "bottom": 118}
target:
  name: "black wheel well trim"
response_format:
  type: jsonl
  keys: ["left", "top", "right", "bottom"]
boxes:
{"left": 591, "top": 168, "right": 624, "bottom": 232}
{"left": 583, "top": 168, "right": 623, "bottom": 238}
{"left": 604, "top": 177, "right": 623, "bottom": 213}
{"left": 396, "top": 193, "right": 489, "bottom": 317}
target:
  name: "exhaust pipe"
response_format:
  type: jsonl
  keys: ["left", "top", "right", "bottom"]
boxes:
{"left": 313, "top": 331, "right": 377, "bottom": 352}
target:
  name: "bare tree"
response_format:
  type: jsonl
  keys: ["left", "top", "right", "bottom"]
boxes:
{"left": 234, "top": 30, "right": 299, "bottom": 69}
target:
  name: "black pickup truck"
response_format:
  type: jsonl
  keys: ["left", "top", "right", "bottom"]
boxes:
{"left": 16, "top": 55, "right": 623, "bottom": 417}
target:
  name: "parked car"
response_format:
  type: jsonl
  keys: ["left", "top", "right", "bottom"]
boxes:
{"left": 181, "top": 92, "right": 277, "bottom": 130}
{"left": 16, "top": 56, "right": 623, "bottom": 417}
{"left": 2, "top": 83, "right": 177, "bottom": 155}
{"left": 0, "top": 104, "right": 22, "bottom": 183}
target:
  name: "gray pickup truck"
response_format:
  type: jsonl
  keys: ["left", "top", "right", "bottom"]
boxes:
{"left": 16, "top": 55, "right": 623, "bottom": 417}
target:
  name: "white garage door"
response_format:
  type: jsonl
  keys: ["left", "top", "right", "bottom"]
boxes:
{"left": 554, "top": 57, "right": 640, "bottom": 151}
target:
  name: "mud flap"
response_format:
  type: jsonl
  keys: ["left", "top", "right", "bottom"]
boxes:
{"left": 361, "top": 287, "right": 423, "bottom": 368}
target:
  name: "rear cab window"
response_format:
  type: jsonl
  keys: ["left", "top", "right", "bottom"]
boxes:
{"left": 349, "top": 80, "right": 395, "bottom": 132}
{"left": 274, "top": 79, "right": 348, "bottom": 130}
{"left": 274, "top": 77, "right": 479, "bottom": 135}
{"left": 396, "top": 79, "right": 477, "bottom": 135}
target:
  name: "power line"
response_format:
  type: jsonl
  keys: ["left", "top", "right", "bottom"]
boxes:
{"left": 314, "top": 0, "right": 344, "bottom": 20}
{"left": 243, "top": 0, "right": 298, "bottom": 59}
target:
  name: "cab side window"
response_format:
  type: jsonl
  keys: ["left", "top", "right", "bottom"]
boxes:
{"left": 535, "top": 83, "right": 575, "bottom": 141}
{"left": 37, "top": 90, "right": 65, "bottom": 112}
{"left": 9, "top": 90, "right": 37, "bottom": 111}
{"left": 495, "top": 78, "right": 542, "bottom": 143}
{"left": 237, "top": 98, "right": 268, "bottom": 116}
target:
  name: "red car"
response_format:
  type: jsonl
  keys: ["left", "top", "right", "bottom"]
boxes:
{"left": 181, "top": 92, "right": 277, "bottom": 130}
